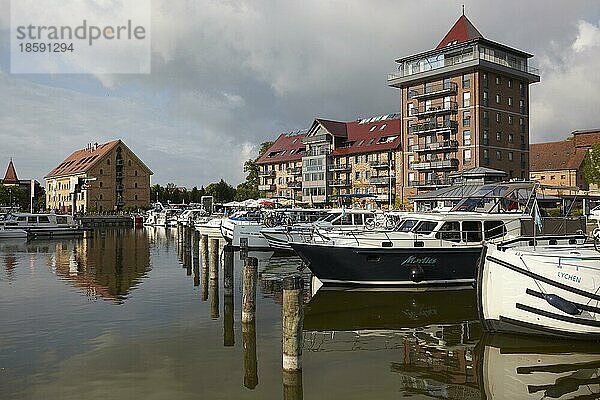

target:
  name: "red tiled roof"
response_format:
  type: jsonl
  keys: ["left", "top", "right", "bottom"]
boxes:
{"left": 317, "top": 119, "right": 347, "bottom": 137}
{"left": 330, "top": 118, "right": 401, "bottom": 156}
{"left": 256, "top": 132, "right": 306, "bottom": 165}
{"left": 572, "top": 130, "right": 600, "bottom": 148}
{"left": 46, "top": 140, "right": 121, "bottom": 178}
{"left": 3, "top": 159, "right": 18, "bottom": 184}
{"left": 530, "top": 140, "right": 587, "bottom": 172}
{"left": 436, "top": 15, "right": 483, "bottom": 49}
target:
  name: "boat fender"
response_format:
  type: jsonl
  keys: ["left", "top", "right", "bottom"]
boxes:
{"left": 409, "top": 266, "right": 425, "bottom": 283}
{"left": 543, "top": 294, "right": 582, "bottom": 316}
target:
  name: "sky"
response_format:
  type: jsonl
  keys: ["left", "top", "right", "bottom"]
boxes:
{"left": 1, "top": 0, "right": 600, "bottom": 187}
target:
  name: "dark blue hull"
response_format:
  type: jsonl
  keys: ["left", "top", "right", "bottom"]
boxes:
{"left": 291, "top": 243, "right": 482, "bottom": 287}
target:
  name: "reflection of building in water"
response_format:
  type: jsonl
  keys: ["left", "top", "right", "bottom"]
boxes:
{"left": 392, "top": 324, "right": 481, "bottom": 399}
{"left": 50, "top": 229, "right": 150, "bottom": 303}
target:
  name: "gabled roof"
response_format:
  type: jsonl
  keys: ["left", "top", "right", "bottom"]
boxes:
{"left": 256, "top": 131, "right": 307, "bottom": 165}
{"left": 530, "top": 140, "right": 587, "bottom": 172}
{"left": 316, "top": 119, "right": 347, "bottom": 137}
{"left": 436, "top": 15, "right": 483, "bottom": 49}
{"left": 3, "top": 159, "right": 18, "bottom": 184}
{"left": 45, "top": 139, "right": 153, "bottom": 178}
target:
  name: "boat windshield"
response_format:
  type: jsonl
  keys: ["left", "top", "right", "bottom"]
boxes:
{"left": 396, "top": 219, "right": 418, "bottom": 232}
{"left": 413, "top": 221, "right": 439, "bottom": 235}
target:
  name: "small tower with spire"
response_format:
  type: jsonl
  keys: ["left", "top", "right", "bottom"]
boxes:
{"left": 2, "top": 158, "right": 19, "bottom": 186}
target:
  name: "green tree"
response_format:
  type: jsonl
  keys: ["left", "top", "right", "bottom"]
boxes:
{"left": 206, "top": 179, "right": 236, "bottom": 202}
{"left": 583, "top": 143, "right": 600, "bottom": 186}
{"left": 235, "top": 140, "right": 274, "bottom": 201}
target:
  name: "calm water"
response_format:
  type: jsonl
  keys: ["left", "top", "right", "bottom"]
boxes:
{"left": 0, "top": 228, "right": 598, "bottom": 399}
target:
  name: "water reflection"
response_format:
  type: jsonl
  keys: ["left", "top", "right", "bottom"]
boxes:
{"left": 50, "top": 229, "right": 151, "bottom": 303}
{"left": 477, "top": 334, "right": 600, "bottom": 399}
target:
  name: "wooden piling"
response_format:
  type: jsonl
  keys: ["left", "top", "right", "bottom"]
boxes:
{"left": 242, "top": 257, "right": 258, "bottom": 324}
{"left": 193, "top": 231, "right": 200, "bottom": 286}
{"left": 282, "top": 276, "right": 304, "bottom": 372}
{"left": 223, "top": 245, "right": 235, "bottom": 346}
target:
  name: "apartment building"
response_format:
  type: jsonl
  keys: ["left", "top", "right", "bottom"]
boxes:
{"left": 45, "top": 140, "right": 152, "bottom": 213}
{"left": 257, "top": 114, "right": 402, "bottom": 208}
{"left": 256, "top": 130, "right": 306, "bottom": 201}
{"left": 387, "top": 14, "right": 540, "bottom": 202}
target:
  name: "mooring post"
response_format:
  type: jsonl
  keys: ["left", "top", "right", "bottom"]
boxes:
{"left": 209, "top": 238, "right": 220, "bottom": 319}
{"left": 223, "top": 245, "right": 235, "bottom": 346}
{"left": 192, "top": 231, "right": 200, "bottom": 286}
{"left": 282, "top": 276, "right": 304, "bottom": 372}
{"left": 242, "top": 257, "right": 258, "bottom": 323}
{"left": 201, "top": 234, "right": 209, "bottom": 301}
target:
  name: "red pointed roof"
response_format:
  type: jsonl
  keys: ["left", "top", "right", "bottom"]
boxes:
{"left": 436, "top": 15, "right": 483, "bottom": 49}
{"left": 3, "top": 159, "right": 18, "bottom": 184}
{"left": 256, "top": 132, "right": 307, "bottom": 165}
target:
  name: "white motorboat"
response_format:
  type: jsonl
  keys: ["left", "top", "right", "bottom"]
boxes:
{"left": 291, "top": 182, "right": 588, "bottom": 287}
{"left": 0, "top": 224, "right": 27, "bottom": 239}
{"left": 478, "top": 240, "right": 600, "bottom": 339}
{"left": 220, "top": 210, "right": 269, "bottom": 248}
{"left": 177, "top": 208, "right": 208, "bottom": 226}
{"left": 195, "top": 215, "right": 224, "bottom": 238}
{"left": 2, "top": 212, "right": 84, "bottom": 237}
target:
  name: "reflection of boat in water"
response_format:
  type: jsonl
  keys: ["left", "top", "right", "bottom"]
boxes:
{"left": 477, "top": 334, "right": 600, "bottom": 399}
{"left": 304, "top": 286, "right": 479, "bottom": 332}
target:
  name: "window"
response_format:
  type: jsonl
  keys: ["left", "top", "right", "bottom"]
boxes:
{"left": 100, "top": 194, "right": 103, "bottom": 200}
{"left": 496, "top": 113, "right": 502, "bottom": 123}
{"left": 508, "top": 97, "right": 513, "bottom": 107}
{"left": 135, "top": 170, "right": 138, "bottom": 176}
{"left": 508, "top": 152, "right": 514, "bottom": 161}
{"left": 496, "top": 131, "right": 502, "bottom": 142}
{"left": 508, "top": 79, "right": 513, "bottom": 88}
{"left": 57, "top": 216, "right": 67, "bottom": 224}
{"left": 551, "top": 175, "right": 556, "bottom": 180}
{"left": 462, "top": 74, "right": 470, "bottom": 89}
{"left": 520, "top": 82, "right": 526, "bottom": 97}
{"left": 483, "top": 130, "right": 489, "bottom": 146}
{"left": 484, "top": 221, "right": 506, "bottom": 239}
{"left": 358, "top": 139, "right": 365, "bottom": 146}
{"left": 462, "top": 221, "right": 482, "bottom": 242}
{"left": 39, "top": 216, "right": 50, "bottom": 223}
{"left": 135, "top": 194, "right": 138, "bottom": 200}
{"left": 508, "top": 115, "right": 513, "bottom": 125}
{"left": 380, "top": 124, "right": 387, "bottom": 130}
{"left": 464, "top": 149, "right": 472, "bottom": 164}
{"left": 128, "top": 160, "right": 132, "bottom": 166}
{"left": 99, "top": 181, "right": 103, "bottom": 188}
{"left": 508, "top": 133, "right": 514, "bottom": 143}
{"left": 365, "top": 171, "right": 371, "bottom": 179}
{"left": 369, "top": 126, "right": 376, "bottom": 132}
{"left": 463, "top": 92, "right": 471, "bottom": 107}
{"left": 463, "top": 130, "right": 471, "bottom": 146}
{"left": 496, "top": 76, "right": 501, "bottom": 85}
{"left": 463, "top": 110, "right": 471, "bottom": 126}
{"left": 561, "top": 175, "right": 566, "bottom": 179}
{"left": 414, "top": 221, "right": 438, "bottom": 235}
{"left": 407, "top": 103, "right": 414, "bottom": 116}
{"left": 435, "top": 221, "right": 461, "bottom": 242}
{"left": 28, "top": 216, "right": 37, "bottom": 223}
{"left": 496, "top": 94, "right": 501, "bottom": 104}
{"left": 483, "top": 72, "right": 488, "bottom": 88}
{"left": 483, "top": 110, "right": 489, "bottom": 127}
{"left": 355, "top": 172, "right": 361, "bottom": 180}
{"left": 483, "top": 149, "right": 489, "bottom": 160}
{"left": 519, "top": 99, "right": 525, "bottom": 113}
{"left": 496, "top": 150, "right": 502, "bottom": 160}
{"left": 107, "top": 159, "right": 110, "bottom": 165}
{"left": 135, "top": 182, "right": 138, "bottom": 188}
{"left": 483, "top": 91, "right": 489, "bottom": 107}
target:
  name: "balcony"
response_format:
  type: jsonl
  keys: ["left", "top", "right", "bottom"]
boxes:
{"left": 302, "top": 134, "right": 330, "bottom": 144}
{"left": 287, "top": 181, "right": 302, "bottom": 188}
{"left": 305, "top": 149, "right": 330, "bottom": 157}
{"left": 369, "top": 176, "right": 395, "bottom": 186}
{"left": 287, "top": 167, "right": 302, "bottom": 175}
{"left": 408, "top": 120, "right": 458, "bottom": 135}
{"left": 329, "top": 163, "right": 351, "bottom": 171}
{"left": 409, "top": 81, "right": 458, "bottom": 100}
{"left": 369, "top": 160, "right": 394, "bottom": 169}
{"left": 328, "top": 179, "right": 351, "bottom": 187}
{"left": 259, "top": 170, "right": 276, "bottom": 177}
{"left": 258, "top": 184, "right": 276, "bottom": 191}
{"left": 410, "top": 159, "right": 459, "bottom": 170}
{"left": 411, "top": 101, "right": 458, "bottom": 118}
{"left": 408, "top": 179, "right": 453, "bottom": 188}
{"left": 413, "top": 140, "right": 459, "bottom": 153}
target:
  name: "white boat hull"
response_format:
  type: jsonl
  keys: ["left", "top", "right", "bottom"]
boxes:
{"left": 478, "top": 244, "right": 600, "bottom": 339}
{"left": 0, "top": 228, "right": 28, "bottom": 239}
{"left": 221, "top": 219, "right": 269, "bottom": 249}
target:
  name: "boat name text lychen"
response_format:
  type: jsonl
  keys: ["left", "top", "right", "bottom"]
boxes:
{"left": 401, "top": 255, "right": 437, "bottom": 266}
{"left": 557, "top": 271, "right": 582, "bottom": 284}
